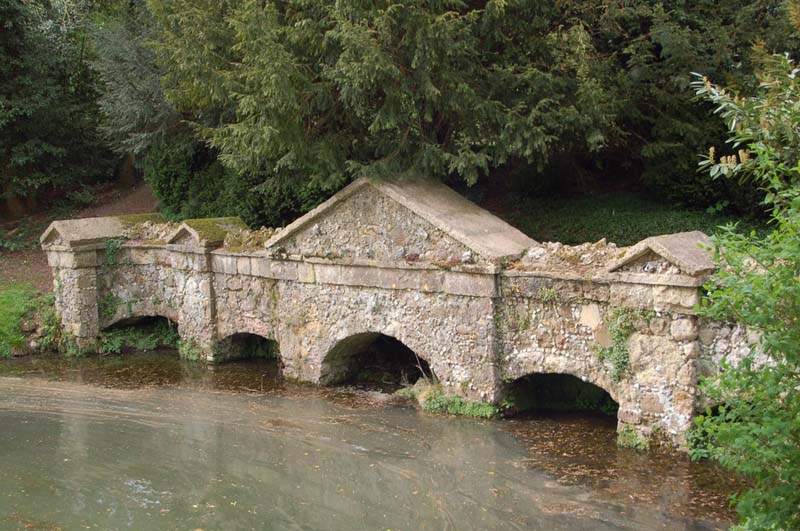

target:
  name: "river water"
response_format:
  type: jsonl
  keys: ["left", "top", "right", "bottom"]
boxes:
{"left": 0, "top": 353, "right": 738, "bottom": 530}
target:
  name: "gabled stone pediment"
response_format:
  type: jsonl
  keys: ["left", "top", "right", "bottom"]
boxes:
{"left": 166, "top": 217, "right": 247, "bottom": 250}
{"left": 40, "top": 213, "right": 165, "bottom": 248}
{"left": 265, "top": 177, "right": 536, "bottom": 265}
{"left": 607, "top": 231, "right": 715, "bottom": 277}
{"left": 41, "top": 217, "right": 125, "bottom": 248}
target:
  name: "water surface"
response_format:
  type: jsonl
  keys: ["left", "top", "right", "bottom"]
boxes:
{"left": 0, "top": 353, "right": 737, "bottom": 530}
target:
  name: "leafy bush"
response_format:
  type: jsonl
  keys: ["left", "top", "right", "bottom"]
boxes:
{"left": 143, "top": 134, "right": 332, "bottom": 227}
{"left": 690, "top": 54, "right": 800, "bottom": 530}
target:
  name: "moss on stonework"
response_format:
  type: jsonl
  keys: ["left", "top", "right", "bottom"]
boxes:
{"left": 114, "top": 213, "right": 165, "bottom": 227}
{"left": 182, "top": 217, "right": 247, "bottom": 244}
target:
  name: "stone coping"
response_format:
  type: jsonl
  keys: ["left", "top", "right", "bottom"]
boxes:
{"left": 44, "top": 240, "right": 707, "bottom": 289}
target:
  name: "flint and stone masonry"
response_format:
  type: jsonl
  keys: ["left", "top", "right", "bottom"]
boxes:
{"left": 41, "top": 178, "right": 753, "bottom": 447}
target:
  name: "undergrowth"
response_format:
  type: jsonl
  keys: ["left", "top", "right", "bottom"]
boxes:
{"left": 507, "top": 192, "right": 766, "bottom": 246}
{"left": 399, "top": 381, "right": 500, "bottom": 419}
{"left": 99, "top": 319, "right": 180, "bottom": 354}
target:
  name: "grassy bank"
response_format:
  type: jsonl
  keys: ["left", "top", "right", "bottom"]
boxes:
{"left": 0, "top": 284, "right": 37, "bottom": 357}
{"left": 506, "top": 192, "right": 766, "bottom": 246}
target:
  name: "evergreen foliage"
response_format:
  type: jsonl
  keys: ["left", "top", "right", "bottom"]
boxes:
{"left": 140, "top": 0, "right": 800, "bottom": 219}
{"left": 0, "top": 0, "right": 114, "bottom": 199}
{"left": 90, "top": 0, "right": 177, "bottom": 155}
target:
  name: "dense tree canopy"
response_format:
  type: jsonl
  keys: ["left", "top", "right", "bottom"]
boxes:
{"left": 4, "top": 0, "right": 800, "bottom": 222}
{"left": 0, "top": 0, "right": 113, "bottom": 199}
{"left": 141, "top": 0, "right": 800, "bottom": 219}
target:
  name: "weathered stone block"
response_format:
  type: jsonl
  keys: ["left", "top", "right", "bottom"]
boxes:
{"left": 610, "top": 284, "right": 653, "bottom": 309}
{"left": 578, "top": 303, "right": 602, "bottom": 329}
{"left": 648, "top": 316, "right": 669, "bottom": 335}
{"left": 653, "top": 285, "right": 700, "bottom": 313}
{"left": 670, "top": 317, "right": 698, "bottom": 342}
{"left": 211, "top": 254, "right": 238, "bottom": 275}
{"left": 443, "top": 271, "right": 496, "bottom": 297}
{"left": 640, "top": 394, "right": 664, "bottom": 414}
{"left": 237, "top": 256, "right": 252, "bottom": 276}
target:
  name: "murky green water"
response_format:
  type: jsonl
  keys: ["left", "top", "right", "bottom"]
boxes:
{"left": 0, "top": 353, "right": 738, "bottom": 530}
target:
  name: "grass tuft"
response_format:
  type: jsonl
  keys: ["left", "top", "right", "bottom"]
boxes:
{"left": 0, "top": 284, "right": 38, "bottom": 358}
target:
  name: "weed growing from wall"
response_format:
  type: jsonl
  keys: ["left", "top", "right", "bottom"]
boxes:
{"left": 617, "top": 425, "right": 650, "bottom": 450}
{"left": 596, "top": 307, "right": 642, "bottom": 382}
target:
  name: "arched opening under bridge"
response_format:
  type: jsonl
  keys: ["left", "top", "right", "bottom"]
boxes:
{"left": 215, "top": 333, "right": 281, "bottom": 363}
{"left": 501, "top": 373, "right": 619, "bottom": 419}
{"left": 100, "top": 315, "right": 179, "bottom": 354}
{"left": 320, "top": 332, "right": 434, "bottom": 392}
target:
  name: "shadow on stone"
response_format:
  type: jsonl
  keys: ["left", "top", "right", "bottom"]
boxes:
{"left": 501, "top": 373, "right": 619, "bottom": 418}
{"left": 320, "top": 332, "right": 433, "bottom": 392}
{"left": 215, "top": 333, "right": 281, "bottom": 364}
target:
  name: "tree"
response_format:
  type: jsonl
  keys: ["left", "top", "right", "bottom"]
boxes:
{"left": 690, "top": 53, "right": 800, "bottom": 530}
{"left": 0, "top": 0, "right": 114, "bottom": 199}
{"left": 146, "top": 0, "right": 622, "bottom": 195}
{"left": 90, "top": 0, "right": 178, "bottom": 155}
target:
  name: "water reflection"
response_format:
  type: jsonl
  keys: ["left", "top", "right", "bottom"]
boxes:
{"left": 0, "top": 353, "right": 736, "bottom": 530}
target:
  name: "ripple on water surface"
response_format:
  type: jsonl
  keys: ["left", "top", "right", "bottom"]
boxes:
{"left": 0, "top": 352, "right": 739, "bottom": 530}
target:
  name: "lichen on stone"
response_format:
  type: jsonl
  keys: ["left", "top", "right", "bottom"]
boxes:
{"left": 223, "top": 227, "right": 276, "bottom": 252}
{"left": 122, "top": 220, "right": 180, "bottom": 243}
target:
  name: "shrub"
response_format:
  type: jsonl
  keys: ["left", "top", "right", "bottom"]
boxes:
{"left": 690, "top": 54, "right": 800, "bottom": 530}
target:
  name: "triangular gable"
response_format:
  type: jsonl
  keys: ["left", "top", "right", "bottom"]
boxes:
{"left": 265, "top": 177, "right": 536, "bottom": 263}
{"left": 40, "top": 213, "right": 165, "bottom": 248}
{"left": 607, "top": 231, "right": 714, "bottom": 277}
{"left": 41, "top": 216, "right": 125, "bottom": 248}
{"left": 166, "top": 217, "right": 247, "bottom": 249}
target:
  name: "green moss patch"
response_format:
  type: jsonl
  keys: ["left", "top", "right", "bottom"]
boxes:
{"left": 183, "top": 217, "right": 248, "bottom": 243}
{"left": 398, "top": 381, "right": 500, "bottom": 419}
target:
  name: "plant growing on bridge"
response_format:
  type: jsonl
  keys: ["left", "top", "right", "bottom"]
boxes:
{"left": 421, "top": 387, "right": 499, "bottom": 419}
{"left": 617, "top": 425, "right": 649, "bottom": 451}
{"left": 596, "top": 307, "right": 640, "bottom": 382}
{"left": 689, "top": 52, "right": 800, "bottom": 530}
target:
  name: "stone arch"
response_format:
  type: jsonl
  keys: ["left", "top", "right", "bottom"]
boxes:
{"left": 319, "top": 332, "right": 434, "bottom": 389}
{"left": 214, "top": 332, "right": 282, "bottom": 364}
{"left": 101, "top": 313, "right": 179, "bottom": 332}
{"left": 500, "top": 371, "right": 619, "bottom": 418}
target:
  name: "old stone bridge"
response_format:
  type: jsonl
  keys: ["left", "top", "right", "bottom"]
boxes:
{"left": 41, "top": 178, "right": 750, "bottom": 447}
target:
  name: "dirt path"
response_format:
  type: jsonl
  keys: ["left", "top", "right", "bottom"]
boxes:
{"left": 0, "top": 183, "right": 159, "bottom": 292}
